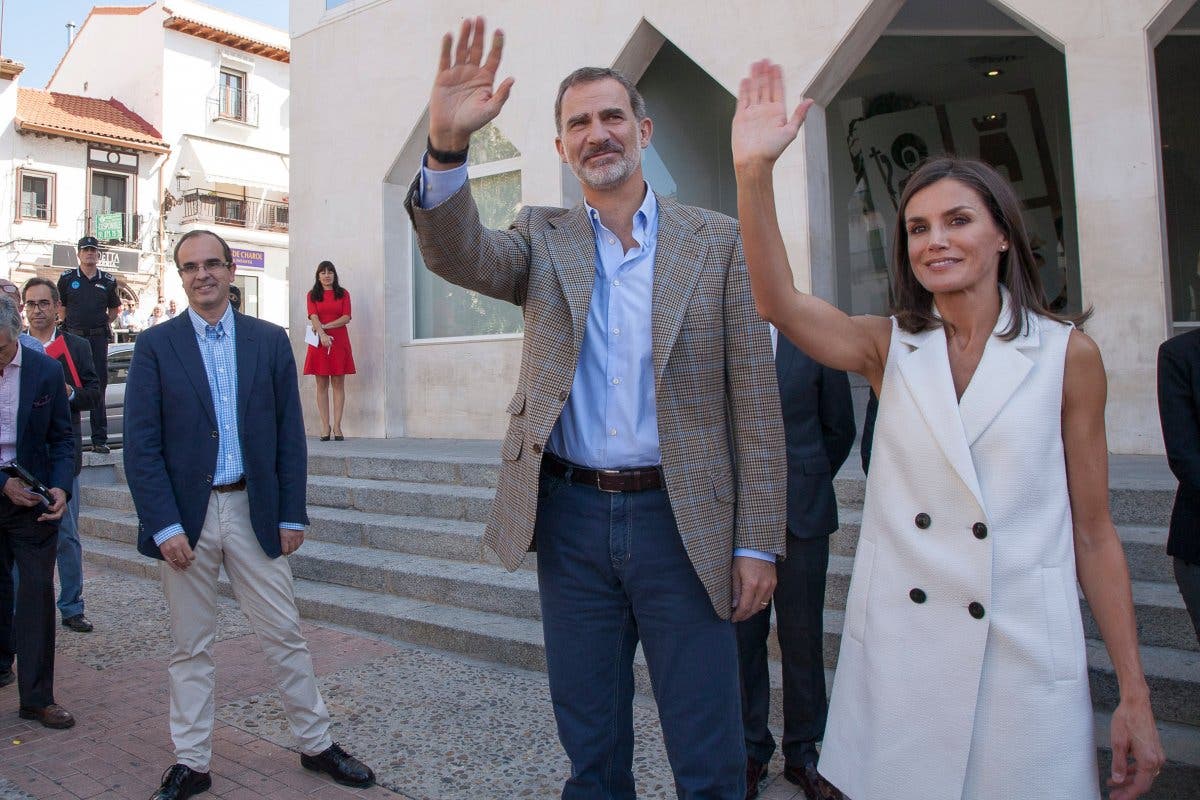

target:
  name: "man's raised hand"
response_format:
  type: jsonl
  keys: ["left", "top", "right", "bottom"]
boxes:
{"left": 731, "top": 60, "right": 814, "bottom": 169}
{"left": 429, "top": 16, "right": 514, "bottom": 153}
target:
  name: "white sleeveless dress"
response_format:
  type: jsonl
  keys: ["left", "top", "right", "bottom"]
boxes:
{"left": 818, "top": 288, "right": 1098, "bottom": 800}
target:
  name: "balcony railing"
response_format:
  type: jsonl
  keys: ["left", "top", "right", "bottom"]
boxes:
{"left": 206, "top": 86, "right": 260, "bottom": 127}
{"left": 179, "top": 189, "right": 288, "bottom": 232}
{"left": 77, "top": 211, "right": 143, "bottom": 245}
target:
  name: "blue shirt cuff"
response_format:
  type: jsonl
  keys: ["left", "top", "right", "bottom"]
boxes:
{"left": 280, "top": 522, "right": 305, "bottom": 530}
{"left": 153, "top": 524, "right": 185, "bottom": 547}
{"left": 418, "top": 158, "right": 469, "bottom": 209}
{"left": 734, "top": 547, "right": 776, "bottom": 563}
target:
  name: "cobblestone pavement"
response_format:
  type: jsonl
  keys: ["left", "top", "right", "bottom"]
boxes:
{"left": 0, "top": 565, "right": 805, "bottom": 799}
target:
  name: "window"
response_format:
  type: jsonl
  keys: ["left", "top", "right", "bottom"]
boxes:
{"left": 219, "top": 68, "right": 246, "bottom": 120}
{"left": 412, "top": 123, "right": 525, "bottom": 339}
{"left": 17, "top": 170, "right": 55, "bottom": 222}
{"left": 90, "top": 171, "right": 131, "bottom": 241}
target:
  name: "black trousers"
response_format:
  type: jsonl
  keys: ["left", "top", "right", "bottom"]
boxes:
{"left": 85, "top": 332, "right": 109, "bottom": 446}
{"left": 736, "top": 533, "right": 830, "bottom": 767}
{"left": 0, "top": 497, "right": 59, "bottom": 708}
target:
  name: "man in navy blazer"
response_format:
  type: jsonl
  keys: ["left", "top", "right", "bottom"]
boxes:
{"left": 739, "top": 332, "right": 855, "bottom": 799}
{"left": 124, "top": 230, "right": 373, "bottom": 800}
{"left": 0, "top": 293, "right": 75, "bottom": 729}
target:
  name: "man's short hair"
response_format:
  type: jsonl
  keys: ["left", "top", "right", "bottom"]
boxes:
{"left": 173, "top": 229, "right": 233, "bottom": 268}
{"left": 22, "top": 277, "right": 60, "bottom": 304}
{"left": 0, "top": 294, "right": 21, "bottom": 339}
{"left": 554, "top": 67, "right": 647, "bottom": 133}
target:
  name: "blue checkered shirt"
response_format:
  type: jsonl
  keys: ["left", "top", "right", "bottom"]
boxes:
{"left": 153, "top": 305, "right": 303, "bottom": 546}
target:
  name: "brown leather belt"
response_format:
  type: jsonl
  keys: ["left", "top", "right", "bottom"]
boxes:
{"left": 212, "top": 477, "right": 246, "bottom": 493}
{"left": 542, "top": 453, "right": 663, "bottom": 493}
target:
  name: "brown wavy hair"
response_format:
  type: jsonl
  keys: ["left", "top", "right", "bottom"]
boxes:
{"left": 891, "top": 156, "right": 1089, "bottom": 340}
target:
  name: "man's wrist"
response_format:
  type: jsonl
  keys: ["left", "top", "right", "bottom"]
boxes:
{"left": 426, "top": 135, "right": 470, "bottom": 167}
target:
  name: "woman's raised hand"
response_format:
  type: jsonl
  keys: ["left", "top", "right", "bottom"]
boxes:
{"left": 429, "top": 16, "right": 514, "bottom": 152}
{"left": 732, "top": 60, "right": 813, "bottom": 169}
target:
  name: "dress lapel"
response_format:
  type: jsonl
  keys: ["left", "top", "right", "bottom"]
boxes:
{"left": 651, "top": 196, "right": 706, "bottom": 380}
{"left": 167, "top": 315, "right": 217, "bottom": 428}
{"left": 958, "top": 289, "right": 1038, "bottom": 448}
{"left": 895, "top": 324, "right": 986, "bottom": 512}
{"left": 545, "top": 205, "right": 597, "bottom": 350}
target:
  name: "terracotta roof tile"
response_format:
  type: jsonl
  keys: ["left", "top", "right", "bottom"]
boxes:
{"left": 16, "top": 88, "right": 168, "bottom": 152}
{"left": 92, "top": 4, "right": 152, "bottom": 14}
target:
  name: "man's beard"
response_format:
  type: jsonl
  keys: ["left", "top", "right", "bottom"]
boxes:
{"left": 571, "top": 140, "right": 642, "bottom": 190}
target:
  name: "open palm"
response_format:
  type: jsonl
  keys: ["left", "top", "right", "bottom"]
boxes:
{"left": 429, "top": 16, "right": 514, "bottom": 150}
{"left": 732, "top": 60, "right": 813, "bottom": 167}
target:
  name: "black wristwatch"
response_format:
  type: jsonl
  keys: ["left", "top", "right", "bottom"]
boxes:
{"left": 426, "top": 136, "right": 469, "bottom": 165}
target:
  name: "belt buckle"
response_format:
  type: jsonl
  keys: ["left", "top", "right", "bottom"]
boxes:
{"left": 596, "top": 468, "right": 622, "bottom": 493}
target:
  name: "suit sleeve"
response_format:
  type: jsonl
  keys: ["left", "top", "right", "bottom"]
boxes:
{"left": 44, "top": 373, "right": 74, "bottom": 493}
{"left": 123, "top": 335, "right": 184, "bottom": 552}
{"left": 1158, "top": 340, "right": 1200, "bottom": 490}
{"left": 818, "top": 364, "right": 856, "bottom": 475}
{"left": 68, "top": 337, "right": 101, "bottom": 413}
{"left": 725, "top": 231, "right": 787, "bottom": 555}
{"left": 273, "top": 326, "right": 309, "bottom": 526}
{"left": 405, "top": 175, "right": 535, "bottom": 307}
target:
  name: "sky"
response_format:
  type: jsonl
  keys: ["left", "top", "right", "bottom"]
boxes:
{"left": 1, "top": 1, "right": 289, "bottom": 88}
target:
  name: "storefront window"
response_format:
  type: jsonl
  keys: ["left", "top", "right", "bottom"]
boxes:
{"left": 1156, "top": 4, "right": 1200, "bottom": 327}
{"left": 827, "top": 20, "right": 1078, "bottom": 317}
{"left": 412, "top": 123, "right": 524, "bottom": 339}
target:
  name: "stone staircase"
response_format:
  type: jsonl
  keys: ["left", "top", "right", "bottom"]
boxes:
{"left": 76, "top": 441, "right": 1200, "bottom": 796}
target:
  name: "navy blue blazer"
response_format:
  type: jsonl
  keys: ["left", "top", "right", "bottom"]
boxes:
{"left": 1157, "top": 329, "right": 1200, "bottom": 566}
{"left": 776, "top": 335, "right": 856, "bottom": 539}
{"left": 123, "top": 310, "right": 309, "bottom": 560}
{"left": 14, "top": 345, "right": 75, "bottom": 495}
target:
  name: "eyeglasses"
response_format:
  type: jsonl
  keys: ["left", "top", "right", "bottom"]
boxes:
{"left": 23, "top": 300, "right": 53, "bottom": 311}
{"left": 178, "top": 259, "right": 231, "bottom": 275}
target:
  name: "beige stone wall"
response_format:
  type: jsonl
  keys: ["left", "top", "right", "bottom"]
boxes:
{"left": 291, "top": 0, "right": 1186, "bottom": 453}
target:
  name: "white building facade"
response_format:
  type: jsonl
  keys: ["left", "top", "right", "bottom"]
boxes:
{"left": 46, "top": 1, "right": 292, "bottom": 324}
{"left": 291, "top": 0, "right": 1200, "bottom": 454}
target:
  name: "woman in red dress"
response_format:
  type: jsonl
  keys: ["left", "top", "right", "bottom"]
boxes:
{"left": 303, "top": 261, "right": 355, "bottom": 440}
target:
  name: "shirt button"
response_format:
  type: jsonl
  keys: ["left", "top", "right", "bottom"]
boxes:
{"left": 612, "top": 377, "right": 621, "bottom": 385}
{"left": 968, "top": 602, "right": 986, "bottom": 619}
{"left": 612, "top": 327, "right": 620, "bottom": 336}
{"left": 612, "top": 279, "right": 620, "bottom": 286}
{"left": 607, "top": 236, "right": 616, "bottom": 245}
{"left": 608, "top": 428, "right": 617, "bottom": 436}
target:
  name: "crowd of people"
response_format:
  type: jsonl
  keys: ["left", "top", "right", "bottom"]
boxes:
{"left": 2, "top": 13, "right": 1198, "bottom": 800}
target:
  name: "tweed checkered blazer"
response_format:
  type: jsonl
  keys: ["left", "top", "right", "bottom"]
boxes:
{"left": 405, "top": 177, "right": 786, "bottom": 618}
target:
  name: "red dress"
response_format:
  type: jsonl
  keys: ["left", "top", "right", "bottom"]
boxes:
{"left": 303, "top": 290, "right": 356, "bottom": 376}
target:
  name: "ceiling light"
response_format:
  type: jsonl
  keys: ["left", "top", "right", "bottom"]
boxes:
{"left": 985, "top": 69, "right": 1002, "bottom": 77}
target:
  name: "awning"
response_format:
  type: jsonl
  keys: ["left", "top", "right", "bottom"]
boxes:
{"left": 179, "top": 136, "right": 289, "bottom": 193}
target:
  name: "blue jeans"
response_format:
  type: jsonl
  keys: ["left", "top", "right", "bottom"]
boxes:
{"left": 535, "top": 471, "right": 746, "bottom": 800}
{"left": 56, "top": 476, "right": 84, "bottom": 619}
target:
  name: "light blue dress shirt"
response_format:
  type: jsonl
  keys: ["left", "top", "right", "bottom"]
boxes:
{"left": 154, "top": 305, "right": 303, "bottom": 546}
{"left": 419, "top": 159, "right": 772, "bottom": 563}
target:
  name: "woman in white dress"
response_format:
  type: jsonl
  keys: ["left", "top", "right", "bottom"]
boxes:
{"left": 729, "top": 60, "right": 1165, "bottom": 800}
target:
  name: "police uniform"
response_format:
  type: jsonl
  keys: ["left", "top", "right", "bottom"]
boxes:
{"left": 58, "top": 242, "right": 120, "bottom": 449}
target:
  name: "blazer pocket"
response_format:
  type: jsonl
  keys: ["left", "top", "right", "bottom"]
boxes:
{"left": 846, "top": 539, "right": 875, "bottom": 645}
{"left": 1042, "top": 565, "right": 1084, "bottom": 683}
{"left": 711, "top": 470, "right": 735, "bottom": 504}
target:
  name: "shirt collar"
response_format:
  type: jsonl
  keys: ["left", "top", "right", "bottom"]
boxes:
{"left": 583, "top": 181, "right": 659, "bottom": 246}
{"left": 187, "top": 303, "right": 235, "bottom": 340}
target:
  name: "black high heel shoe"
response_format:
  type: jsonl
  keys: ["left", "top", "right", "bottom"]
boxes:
{"left": 320, "top": 428, "right": 331, "bottom": 441}
{"left": 333, "top": 432, "right": 344, "bottom": 441}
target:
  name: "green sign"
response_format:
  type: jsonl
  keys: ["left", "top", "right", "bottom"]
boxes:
{"left": 94, "top": 212, "right": 123, "bottom": 241}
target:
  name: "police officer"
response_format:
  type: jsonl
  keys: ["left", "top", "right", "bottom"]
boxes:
{"left": 57, "top": 236, "right": 120, "bottom": 454}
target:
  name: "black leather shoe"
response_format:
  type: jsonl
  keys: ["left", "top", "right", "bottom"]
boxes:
{"left": 62, "top": 614, "right": 94, "bottom": 632}
{"left": 92, "top": 444, "right": 111, "bottom": 454}
{"left": 784, "top": 762, "right": 844, "bottom": 800}
{"left": 745, "top": 757, "right": 768, "bottom": 800}
{"left": 0, "top": 669, "right": 14, "bottom": 688}
{"left": 150, "top": 764, "right": 211, "bottom": 800}
{"left": 300, "top": 742, "right": 375, "bottom": 788}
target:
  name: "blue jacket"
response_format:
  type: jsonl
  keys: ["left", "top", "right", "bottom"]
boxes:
{"left": 15, "top": 345, "right": 75, "bottom": 495}
{"left": 123, "top": 311, "right": 308, "bottom": 560}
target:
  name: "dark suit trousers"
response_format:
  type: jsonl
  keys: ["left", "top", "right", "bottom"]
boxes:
{"left": 0, "top": 497, "right": 59, "bottom": 708}
{"left": 737, "top": 533, "right": 829, "bottom": 766}
{"left": 85, "top": 333, "right": 108, "bottom": 446}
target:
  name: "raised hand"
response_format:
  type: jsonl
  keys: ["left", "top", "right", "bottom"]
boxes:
{"left": 732, "top": 59, "right": 813, "bottom": 169}
{"left": 429, "top": 16, "right": 515, "bottom": 152}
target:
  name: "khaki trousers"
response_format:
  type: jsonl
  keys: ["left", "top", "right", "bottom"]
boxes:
{"left": 161, "top": 490, "right": 332, "bottom": 771}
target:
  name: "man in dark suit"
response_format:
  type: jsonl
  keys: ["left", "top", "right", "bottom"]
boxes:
{"left": 1156, "top": 330, "right": 1200, "bottom": 645}
{"left": 124, "top": 230, "right": 373, "bottom": 800}
{"left": 739, "top": 331, "right": 855, "bottom": 799}
{"left": 21, "top": 277, "right": 101, "bottom": 633}
{"left": 0, "top": 293, "right": 75, "bottom": 728}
